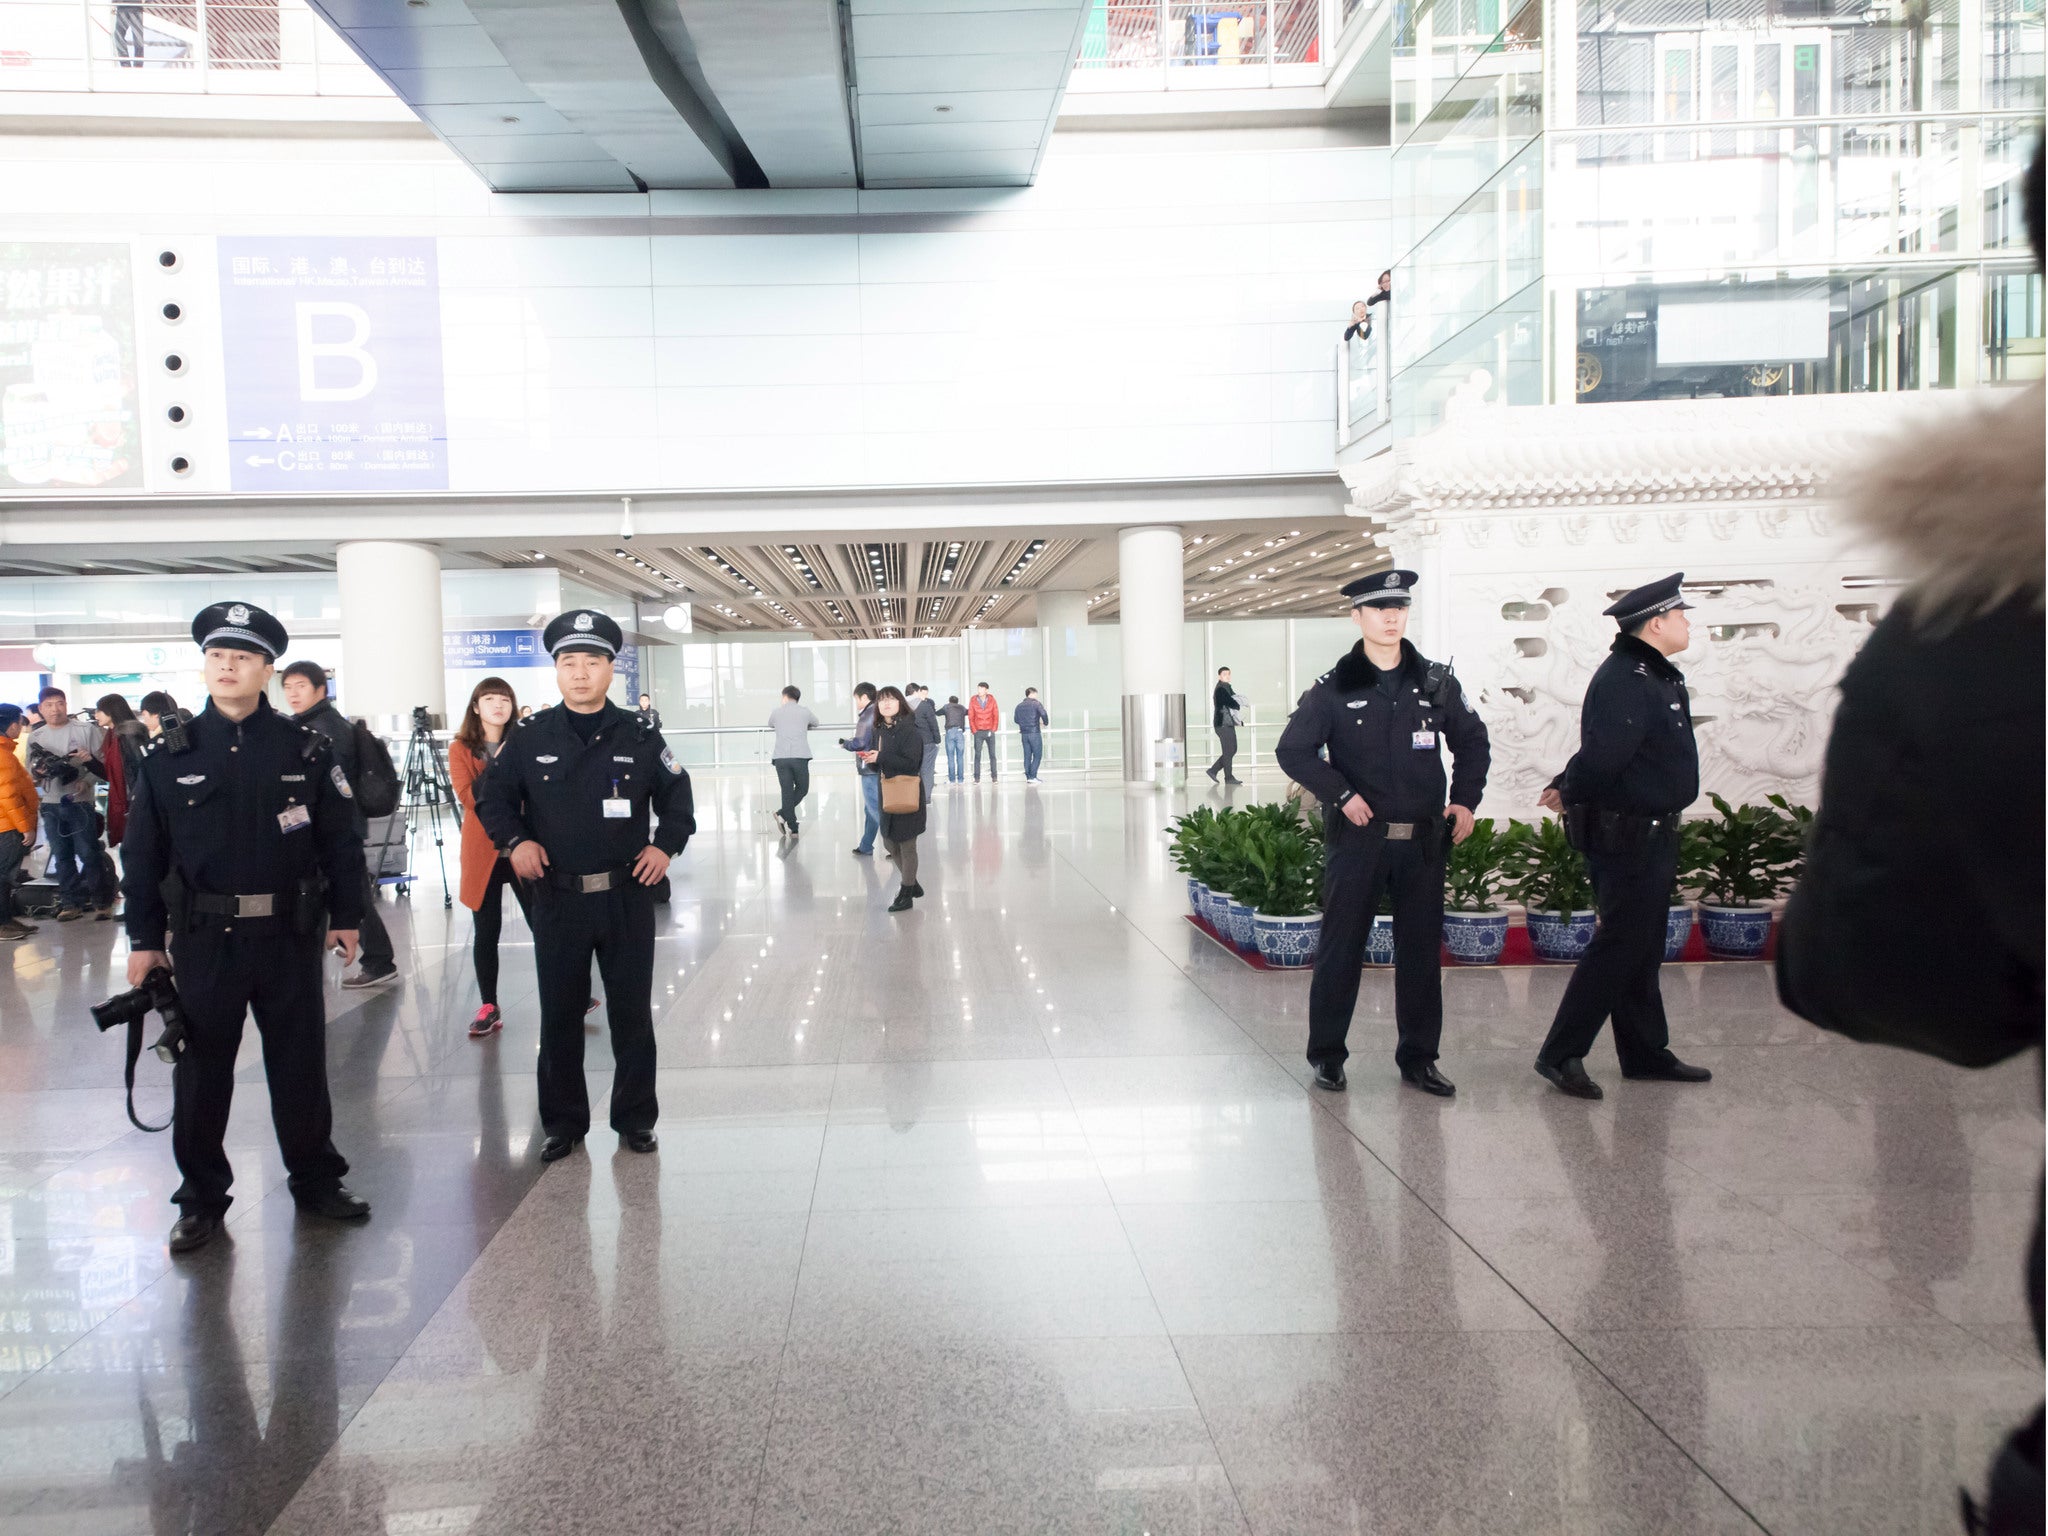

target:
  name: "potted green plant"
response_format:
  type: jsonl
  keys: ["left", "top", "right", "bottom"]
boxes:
{"left": 1505, "top": 817, "right": 1598, "bottom": 962}
{"left": 1692, "top": 793, "right": 1803, "bottom": 958}
{"left": 1243, "top": 814, "right": 1324, "bottom": 968}
{"left": 1442, "top": 816, "right": 1510, "bottom": 964}
{"left": 1168, "top": 805, "right": 1219, "bottom": 916}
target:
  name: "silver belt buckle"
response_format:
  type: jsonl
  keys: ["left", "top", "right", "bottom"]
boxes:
{"left": 236, "top": 893, "right": 275, "bottom": 918}
{"left": 1384, "top": 822, "right": 1415, "bottom": 840}
{"left": 579, "top": 872, "right": 613, "bottom": 894}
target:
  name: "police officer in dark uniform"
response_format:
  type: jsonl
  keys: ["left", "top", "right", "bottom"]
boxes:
{"left": 122, "top": 601, "right": 372, "bottom": 1255}
{"left": 475, "top": 608, "right": 694, "bottom": 1163}
{"left": 1533, "top": 572, "right": 1714, "bottom": 1099}
{"left": 1277, "top": 569, "right": 1490, "bottom": 1095}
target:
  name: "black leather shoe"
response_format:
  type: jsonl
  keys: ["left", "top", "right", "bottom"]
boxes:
{"left": 904, "top": 883, "right": 925, "bottom": 898}
{"left": 1401, "top": 1063, "right": 1457, "bottom": 1097}
{"left": 888, "top": 889, "right": 914, "bottom": 912}
{"left": 1312, "top": 1062, "right": 1347, "bottom": 1092}
{"left": 296, "top": 1186, "right": 371, "bottom": 1221}
{"left": 1623, "top": 1056, "right": 1714, "bottom": 1083}
{"left": 1536, "top": 1058, "right": 1604, "bottom": 1099}
{"left": 168, "top": 1211, "right": 223, "bottom": 1254}
{"left": 539, "top": 1133, "right": 584, "bottom": 1163}
{"left": 621, "top": 1129, "right": 658, "bottom": 1154}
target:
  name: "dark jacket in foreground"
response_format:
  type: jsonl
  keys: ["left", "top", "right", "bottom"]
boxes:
{"left": 1556, "top": 633, "right": 1699, "bottom": 816}
{"left": 474, "top": 701, "right": 695, "bottom": 876}
{"left": 1777, "top": 383, "right": 2044, "bottom": 1067}
{"left": 872, "top": 717, "right": 927, "bottom": 840}
{"left": 913, "top": 697, "right": 942, "bottom": 747}
{"left": 1275, "top": 639, "right": 1488, "bottom": 820}
{"left": 122, "top": 695, "right": 366, "bottom": 950}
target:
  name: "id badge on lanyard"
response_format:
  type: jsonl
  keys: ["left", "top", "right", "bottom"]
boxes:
{"left": 603, "top": 778, "right": 630, "bottom": 820}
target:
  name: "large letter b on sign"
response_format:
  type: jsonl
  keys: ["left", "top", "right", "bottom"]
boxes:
{"left": 295, "top": 302, "right": 379, "bottom": 401}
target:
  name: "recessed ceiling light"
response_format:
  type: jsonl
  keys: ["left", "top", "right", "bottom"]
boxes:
{"left": 935, "top": 104, "right": 953, "bottom": 113}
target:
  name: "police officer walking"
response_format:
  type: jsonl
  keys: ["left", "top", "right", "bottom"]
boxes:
{"left": 1533, "top": 572, "right": 1713, "bottom": 1099}
{"left": 122, "top": 602, "right": 372, "bottom": 1255}
{"left": 1277, "top": 570, "right": 1489, "bottom": 1095}
{"left": 475, "top": 609, "right": 694, "bottom": 1163}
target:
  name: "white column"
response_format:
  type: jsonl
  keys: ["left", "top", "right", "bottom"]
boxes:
{"left": 336, "top": 540, "right": 445, "bottom": 727}
{"left": 1116, "top": 525, "right": 1186, "bottom": 785}
{"left": 1035, "top": 589, "right": 1090, "bottom": 635}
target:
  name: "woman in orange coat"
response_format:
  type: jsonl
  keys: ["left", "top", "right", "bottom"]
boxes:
{"left": 451, "top": 677, "right": 529, "bottom": 1037}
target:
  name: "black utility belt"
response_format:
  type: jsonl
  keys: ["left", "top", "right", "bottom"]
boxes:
{"left": 1562, "top": 804, "right": 1679, "bottom": 856}
{"left": 185, "top": 882, "right": 325, "bottom": 934}
{"left": 545, "top": 866, "right": 638, "bottom": 894}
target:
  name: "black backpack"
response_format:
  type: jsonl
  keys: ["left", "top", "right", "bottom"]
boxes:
{"left": 349, "top": 721, "right": 400, "bottom": 817}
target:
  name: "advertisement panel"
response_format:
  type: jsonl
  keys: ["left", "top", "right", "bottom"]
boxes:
{"left": 0, "top": 242, "right": 141, "bottom": 491}
{"left": 218, "top": 237, "right": 448, "bottom": 493}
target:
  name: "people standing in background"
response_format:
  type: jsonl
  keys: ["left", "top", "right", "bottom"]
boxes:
{"left": 0, "top": 705, "right": 37, "bottom": 940}
{"left": 518, "top": 705, "right": 533, "bottom": 721}
{"left": 450, "top": 677, "right": 528, "bottom": 1039}
{"left": 942, "top": 694, "right": 968, "bottom": 784}
{"left": 1344, "top": 300, "right": 1372, "bottom": 342}
{"left": 636, "top": 693, "right": 662, "bottom": 732}
{"left": 1014, "top": 688, "right": 1049, "bottom": 784}
{"left": 94, "top": 694, "right": 149, "bottom": 852}
{"left": 909, "top": 684, "right": 941, "bottom": 800}
{"left": 968, "top": 683, "right": 1000, "bottom": 782}
{"left": 841, "top": 683, "right": 880, "bottom": 856}
{"left": 768, "top": 685, "right": 818, "bottom": 837}
{"left": 1367, "top": 269, "right": 1391, "bottom": 313}
{"left": 1208, "top": 667, "right": 1244, "bottom": 785}
{"left": 862, "top": 686, "right": 927, "bottom": 913}
{"left": 26, "top": 686, "right": 113, "bottom": 922}
{"left": 137, "top": 691, "right": 180, "bottom": 738}
{"left": 280, "top": 660, "right": 398, "bottom": 992}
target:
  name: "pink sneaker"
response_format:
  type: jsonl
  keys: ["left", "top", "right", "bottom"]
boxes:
{"left": 469, "top": 1004, "right": 502, "bottom": 1038}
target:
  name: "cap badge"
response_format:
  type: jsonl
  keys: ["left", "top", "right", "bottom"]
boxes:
{"left": 1383, "top": 573, "right": 1400, "bottom": 588}
{"left": 573, "top": 613, "right": 594, "bottom": 632}
{"left": 226, "top": 603, "right": 250, "bottom": 625}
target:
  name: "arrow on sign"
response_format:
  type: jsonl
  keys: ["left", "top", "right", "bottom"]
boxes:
{"left": 245, "top": 455, "right": 276, "bottom": 467}
{"left": 243, "top": 426, "right": 273, "bottom": 439}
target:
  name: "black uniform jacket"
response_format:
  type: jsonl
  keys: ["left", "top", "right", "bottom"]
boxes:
{"left": 1276, "top": 640, "right": 1489, "bottom": 820}
{"left": 1557, "top": 634, "right": 1699, "bottom": 815}
{"left": 122, "top": 694, "right": 367, "bottom": 951}
{"left": 474, "top": 701, "right": 695, "bottom": 876}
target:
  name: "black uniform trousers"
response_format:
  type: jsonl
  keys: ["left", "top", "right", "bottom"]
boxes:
{"left": 533, "top": 880, "right": 658, "bottom": 1138}
{"left": 1307, "top": 819, "right": 1445, "bottom": 1071}
{"left": 1537, "top": 827, "right": 1680, "bottom": 1073}
{"left": 171, "top": 922, "right": 347, "bottom": 1215}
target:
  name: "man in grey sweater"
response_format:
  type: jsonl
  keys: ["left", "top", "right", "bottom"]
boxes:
{"left": 768, "top": 686, "right": 818, "bottom": 836}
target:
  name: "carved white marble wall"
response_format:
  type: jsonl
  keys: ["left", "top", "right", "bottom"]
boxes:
{"left": 1404, "top": 502, "right": 1895, "bottom": 820}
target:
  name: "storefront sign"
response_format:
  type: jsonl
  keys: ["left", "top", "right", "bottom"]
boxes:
{"left": 219, "top": 237, "right": 448, "bottom": 492}
{"left": 0, "top": 242, "right": 140, "bottom": 491}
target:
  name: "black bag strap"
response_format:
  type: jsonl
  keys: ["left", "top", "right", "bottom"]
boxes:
{"left": 121, "top": 1013, "right": 171, "bottom": 1133}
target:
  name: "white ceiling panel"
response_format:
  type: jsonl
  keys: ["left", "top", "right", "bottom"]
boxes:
{"left": 853, "top": 9, "right": 1086, "bottom": 54}
{"left": 664, "top": 0, "right": 856, "bottom": 188}
{"left": 415, "top": 100, "right": 581, "bottom": 137}
{"left": 858, "top": 51, "right": 1071, "bottom": 94}
{"left": 862, "top": 148, "right": 1041, "bottom": 181}
{"left": 861, "top": 118, "right": 1046, "bottom": 153}
{"left": 379, "top": 64, "right": 541, "bottom": 105}
{"left": 347, "top": 23, "right": 509, "bottom": 71}
{"left": 857, "top": 87, "right": 1052, "bottom": 125}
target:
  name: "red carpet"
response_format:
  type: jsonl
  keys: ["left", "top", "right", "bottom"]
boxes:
{"left": 1186, "top": 913, "right": 1776, "bottom": 969}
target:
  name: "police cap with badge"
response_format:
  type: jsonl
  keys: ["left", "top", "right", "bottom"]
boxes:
{"left": 193, "top": 600, "right": 288, "bottom": 661}
{"left": 1342, "top": 570, "right": 1419, "bottom": 609}
{"left": 1604, "top": 572, "right": 1693, "bottom": 629}
{"left": 544, "top": 608, "right": 623, "bottom": 659}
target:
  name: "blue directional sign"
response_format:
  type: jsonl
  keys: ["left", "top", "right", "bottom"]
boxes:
{"left": 218, "top": 237, "right": 448, "bottom": 493}
{"left": 443, "top": 629, "right": 547, "bottom": 668}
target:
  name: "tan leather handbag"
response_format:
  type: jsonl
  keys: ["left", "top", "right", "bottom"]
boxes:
{"left": 880, "top": 774, "right": 921, "bottom": 814}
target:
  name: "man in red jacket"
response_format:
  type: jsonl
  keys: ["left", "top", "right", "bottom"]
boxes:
{"left": 967, "top": 683, "right": 1001, "bottom": 782}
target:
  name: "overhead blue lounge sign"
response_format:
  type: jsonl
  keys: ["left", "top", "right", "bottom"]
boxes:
{"left": 444, "top": 629, "right": 547, "bottom": 668}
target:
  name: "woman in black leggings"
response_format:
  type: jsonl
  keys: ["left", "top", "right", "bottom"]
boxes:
{"left": 451, "top": 678, "right": 528, "bottom": 1036}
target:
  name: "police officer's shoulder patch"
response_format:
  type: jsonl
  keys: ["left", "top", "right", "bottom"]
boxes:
{"left": 330, "top": 764, "right": 354, "bottom": 798}
{"left": 660, "top": 747, "right": 683, "bottom": 775}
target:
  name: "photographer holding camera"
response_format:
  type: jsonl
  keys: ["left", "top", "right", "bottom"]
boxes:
{"left": 121, "top": 601, "right": 373, "bottom": 1255}
{"left": 26, "top": 685, "right": 115, "bottom": 921}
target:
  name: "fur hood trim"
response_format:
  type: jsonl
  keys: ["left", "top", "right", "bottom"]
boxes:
{"left": 1331, "top": 638, "right": 1420, "bottom": 692}
{"left": 1842, "top": 383, "right": 2044, "bottom": 622}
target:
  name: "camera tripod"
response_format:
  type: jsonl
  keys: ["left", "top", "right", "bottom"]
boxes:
{"left": 372, "top": 708, "right": 458, "bottom": 909}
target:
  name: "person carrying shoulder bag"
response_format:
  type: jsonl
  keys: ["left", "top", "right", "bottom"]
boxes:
{"left": 861, "top": 686, "right": 927, "bottom": 913}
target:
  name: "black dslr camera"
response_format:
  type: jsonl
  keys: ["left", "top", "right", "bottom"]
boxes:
{"left": 93, "top": 967, "right": 187, "bottom": 1132}
{"left": 26, "top": 740, "right": 79, "bottom": 786}
{"left": 94, "top": 967, "right": 188, "bottom": 1065}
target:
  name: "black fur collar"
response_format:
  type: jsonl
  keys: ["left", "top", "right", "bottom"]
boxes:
{"left": 1331, "top": 639, "right": 1420, "bottom": 692}
{"left": 1611, "top": 632, "right": 1684, "bottom": 680}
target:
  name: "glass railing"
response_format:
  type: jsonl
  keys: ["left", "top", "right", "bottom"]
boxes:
{"left": 2, "top": 0, "right": 389, "bottom": 97}
{"left": 1335, "top": 329, "right": 1390, "bottom": 444}
{"left": 1073, "top": 0, "right": 1332, "bottom": 83}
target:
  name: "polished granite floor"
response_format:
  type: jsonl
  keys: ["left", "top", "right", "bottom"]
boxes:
{"left": 0, "top": 766, "right": 2039, "bottom": 1535}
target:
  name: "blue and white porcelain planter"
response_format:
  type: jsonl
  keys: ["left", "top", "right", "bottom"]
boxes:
{"left": 1699, "top": 903, "right": 1772, "bottom": 959}
{"left": 1223, "top": 896, "right": 1258, "bottom": 951}
{"left": 1663, "top": 903, "right": 1696, "bottom": 962}
{"left": 1444, "top": 909, "right": 1510, "bottom": 965}
{"left": 1526, "top": 908, "right": 1597, "bottom": 962}
{"left": 1253, "top": 911, "right": 1321, "bottom": 968}
{"left": 1187, "top": 878, "right": 1207, "bottom": 916}
{"left": 1201, "top": 886, "right": 1233, "bottom": 933}
{"left": 1364, "top": 914, "right": 1395, "bottom": 965}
